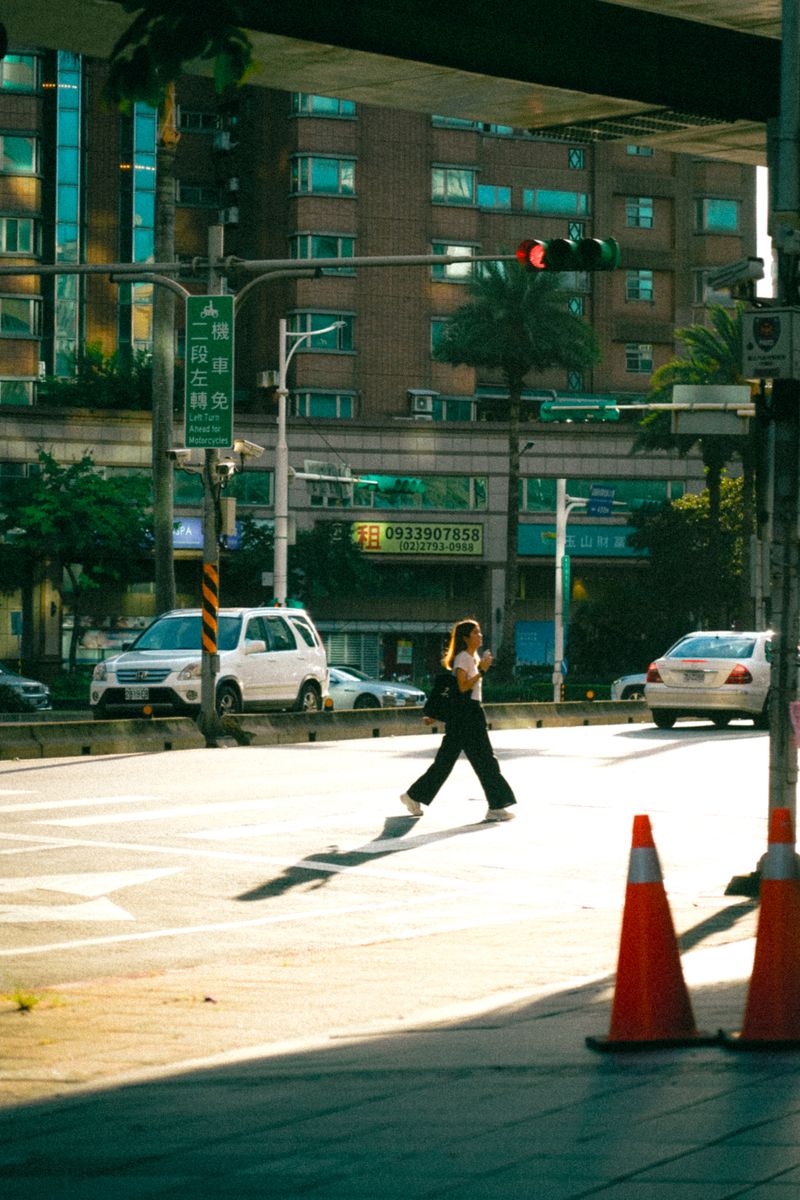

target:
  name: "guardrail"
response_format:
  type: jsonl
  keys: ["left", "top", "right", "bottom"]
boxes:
{"left": 0, "top": 700, "right": 649, "bottom": 760}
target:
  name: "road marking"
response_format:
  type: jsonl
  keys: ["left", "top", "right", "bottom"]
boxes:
{"left": 0, "top": 867, "right": 183, "bottom": 897}
{"left": 0, "top": 898, "right": 133, "bottom": 923}
{"left": 33, "top": 798, "right": 359, "bottom": 826}
{"left": 0, "top": 794, "right": 157, "bottom": 814}
{"left": 0, "top": 886, "right": 479, "bottom": 955}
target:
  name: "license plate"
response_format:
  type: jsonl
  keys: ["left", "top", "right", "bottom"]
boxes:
{"left": 683, "top": 670, "right": 704, "bottom": 682}
{"left": 124, "top": 686, "right": 149, "bottom": 700}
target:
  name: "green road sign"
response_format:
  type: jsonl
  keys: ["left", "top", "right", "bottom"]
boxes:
{"left": 185, "top": 294, "right": 235, "bottom": 449}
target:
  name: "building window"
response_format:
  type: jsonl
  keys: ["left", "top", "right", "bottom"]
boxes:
{"left": 568, "top": 147, "right": 585, "bottom": 170}
{"left": 0, "top": 54, "right": 40, "bottom": 93}
{"left": 523, "top": 189, "right": 589, "bottom": 216}
{"left": 287, "top": 312, "right": 354, "bottom": 351}
{"left": 53, "top": 51, "right": 83, "bottom": 373}
{"left": 353, "top": 475, "right": 487, "bottom": 510}
{"left": 626, "top": 196, "right": 654, "bottom": 228}
{"left": 291, "top": 391, "right": 356, "bottom": 419}
{"left": 291, "top": 93, "right": 356, "bottom": 117}
{"left": 290, "top": 232, "right": 355, "bottom": 272}
{"left": 0, "top": 378, "right": 34, "bottom": 405}
{"left": 696, "top": 198, "right": 739, "bottom": 233}
{"left": 431, "top": 242, "right": 476, "bottom": 281}
{"left": 431, "top": 115, "right": 476, "bottom": 129}
{"left": 626, "top": 144, "right": 654, "bottom": 157}
{"left": 431, "top": 318, "right": 448, "bottom": 354}
{"left": 568, "top": 221, "right": 585, "bottom": 240}
{"left": 477, "top": 184, "right": 511, "bottom": 209}
{"left": 625, "top": 342, "right": 653, "bottom": 373}
{"left": 0, "top": 133, "right": 39, "bottom": 174}
{"left": 0, "top": 216, "right": 40, "bottom": 255}
{"left": 0, "top": 296, "right": 41, "bottom": 337}
{"left": 228, "top": 471, "right": 273, "bottom": 505}
{"left": 176, "top": 109, "right": 218, "bottom": 132}
{"left": 432, "top": 166, "right": 476, "bottom": 206}
{"left": 290, "top": 156, "right": 355, "bottom": 196}
{"left": 482, "top": 123, "right": 514, "bottom": 137}
{"left": 566, "top": 371, "right": 583, "bottom": 392}
{"left": 117, "top": 101, "right": 156, "bottom": 356}
{"left": 626, "top": 269, "right": 654, "bottom": 302}
{"left": 176, "top": 182, "right": 220, "bottom": 207}
{"left": 567, "top": 297, "right": 584, "bottom": 317}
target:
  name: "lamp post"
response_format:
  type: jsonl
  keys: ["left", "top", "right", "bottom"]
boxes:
{"left": 273, "top": 317, "right": 344, "bottom": 605}
{"left": 553, "top": 478, "right": 586, "bottom": 702}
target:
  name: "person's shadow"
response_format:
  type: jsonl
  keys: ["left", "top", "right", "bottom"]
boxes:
{"left": 236, "top": 813, "right": 489, "bottom": 901}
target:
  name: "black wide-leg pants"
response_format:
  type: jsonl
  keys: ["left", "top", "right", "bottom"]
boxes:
{"left": 406, "top": 701, "right": 516, "bottom": 811}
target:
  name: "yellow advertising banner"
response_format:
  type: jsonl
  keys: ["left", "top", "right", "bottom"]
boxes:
{"left": 353, "top": 521, "right": 483, "bottom": 556}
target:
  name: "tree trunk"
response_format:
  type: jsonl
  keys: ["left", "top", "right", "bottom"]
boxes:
{"left": 495, "top": 381, "right": 522, "bottom": 681}
{"left": 152, "top": 84, "right": 179, "bottom": 614}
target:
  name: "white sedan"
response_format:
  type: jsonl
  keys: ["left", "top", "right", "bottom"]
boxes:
{"left": 645, "top": 630, "right": 771, "bottom": 730}
{"left": 327, "top": 667, "right": 426, "bottom": 710}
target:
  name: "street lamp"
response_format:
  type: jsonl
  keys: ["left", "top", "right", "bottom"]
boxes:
{"left": 273, "top": 317, "right": 344, "bottom": 605}
{"left": 553, "top": 478, "right": 586, "bottom": 702}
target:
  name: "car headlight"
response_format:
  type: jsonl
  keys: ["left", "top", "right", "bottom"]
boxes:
{"left": 178, "top": 661, "right": 202, "bottom": 681}
{"left": 92, "top": 662, "right": 108, "bottom": 681}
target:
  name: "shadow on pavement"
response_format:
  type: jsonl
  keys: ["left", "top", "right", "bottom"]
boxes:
{"left": 0, "top": 902, "right": 780, "bottom": 1200}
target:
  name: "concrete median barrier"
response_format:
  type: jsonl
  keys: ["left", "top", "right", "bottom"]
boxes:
{"left": 0, "top": 700, "right": 648, "bottom": 759}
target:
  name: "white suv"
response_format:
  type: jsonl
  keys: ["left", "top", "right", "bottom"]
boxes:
{"left": 90, "top": 607, "right": 328, "bottom": 719}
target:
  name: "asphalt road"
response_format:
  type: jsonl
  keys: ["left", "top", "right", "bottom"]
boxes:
{"left": 0, "top": 720, "right": 768, "bottom": 1002}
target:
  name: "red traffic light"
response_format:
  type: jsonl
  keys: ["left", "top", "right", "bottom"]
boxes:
{"left": 516, "top": 240, "right": 547, "bottom": 270}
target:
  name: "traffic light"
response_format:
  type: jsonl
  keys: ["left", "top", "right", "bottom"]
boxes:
{"left": 540, "top": 398, "right": 620, "bottom": 422}
{"left": 516, "top": 237, "right": 620, "bottom": 272}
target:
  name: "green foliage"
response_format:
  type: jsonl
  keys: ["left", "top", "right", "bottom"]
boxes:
{"left": 104, "top": 0, "right": 254, "bottom": 112}
{"left": 37, "top": 343, "right": 157, "bottom": 411}
{"left": 434, "top": 260, "right": 600, "bottom": 388}
{"left": 568, "top": 476, "right": 748, "bottom": 678}
{"left": 0, "top": 451, "right": 153, "bottom": 670}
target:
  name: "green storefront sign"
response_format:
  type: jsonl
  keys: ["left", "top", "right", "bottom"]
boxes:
{"left": 185, "top": 294, "right": 235, "bottom": 448}
{"left": 518, "top": 524, "right": 646, "bottom": 558}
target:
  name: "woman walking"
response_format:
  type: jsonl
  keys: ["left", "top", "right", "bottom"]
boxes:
{"left": 401, "top": 618, "right": 517, "bottom": 822}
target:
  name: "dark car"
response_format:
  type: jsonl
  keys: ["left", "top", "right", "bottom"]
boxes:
{"left": 0, "top": 662, "right": 52, "bottom": 711}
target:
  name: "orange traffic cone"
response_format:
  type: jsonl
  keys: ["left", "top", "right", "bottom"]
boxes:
{"left": 587, "top": 814, "right": 716, "bottom": 1051}
{"left": 722, "top": 806, "right": 800, "bottom": 1048}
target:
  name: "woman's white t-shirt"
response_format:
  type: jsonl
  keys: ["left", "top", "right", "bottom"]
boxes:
{"left": 453, "top": 650, "right": 482, "bottom": 702}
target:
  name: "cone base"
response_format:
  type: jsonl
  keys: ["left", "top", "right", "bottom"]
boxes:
{"left": 719, "top": 1030, "right": 800, "bottom": 1051}
{"left": 586, "top": 1031, "right": 720, "bottom": 1053}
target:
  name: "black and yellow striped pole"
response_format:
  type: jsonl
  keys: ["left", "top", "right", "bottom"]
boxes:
{"left": 202, "top": 562, "right": 219, "bottom": 657}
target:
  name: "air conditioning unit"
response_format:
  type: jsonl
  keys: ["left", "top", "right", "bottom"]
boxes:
{"left": 218, "top": 206, "right": 239, "bottom": 225}
{"left": 412, "top": 412, "right": 434, "bottom": 422}
{"left": 213, "top": 130, "right": 233, "bottom": 152}
{"left": 410, "top": 394, "right": 434, "bottom": 415}
{"left": 227, "top": 176, "right": 240, "bottom": 192}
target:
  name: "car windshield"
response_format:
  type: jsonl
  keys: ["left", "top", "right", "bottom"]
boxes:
{"left": 333, "top": 667, "right": 370, "bottom": 680}
{"left": 668, "top": 635, "right": 757, "bottom": 660}
{"left": 132, "top": 615, "right": 242, "bottom": 652}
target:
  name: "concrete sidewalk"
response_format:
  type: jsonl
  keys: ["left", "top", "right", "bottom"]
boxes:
{"left": 4, "top": 901, "right": 800, "bottom": 1199}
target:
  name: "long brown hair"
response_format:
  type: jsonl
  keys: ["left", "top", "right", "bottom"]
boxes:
{"left": 442, "top": 618, "right": 478, "bottom": 670}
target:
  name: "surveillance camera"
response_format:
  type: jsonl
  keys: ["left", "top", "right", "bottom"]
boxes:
{"left": 233, "top": 438, "right": 265, "bottom": 459}
{"left": 167, "top": 448, "right": 192, "bottom": 462}
{"left": 216, "top": 460, "right": 237, "bottom": 479}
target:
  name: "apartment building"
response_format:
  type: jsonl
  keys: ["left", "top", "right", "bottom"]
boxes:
{"left": 0, "top": 47, "right": 756, "bottom": 677}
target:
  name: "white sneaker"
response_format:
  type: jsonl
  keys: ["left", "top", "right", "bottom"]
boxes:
{"left": 401, "top": 793, "right": 423, "bottom": 817}
{"left": 485, "top": 808, "right": 515, "bottom": 822}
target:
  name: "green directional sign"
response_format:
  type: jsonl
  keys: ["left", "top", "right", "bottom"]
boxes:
{"left": 185, "top": 294, "right": 235, "bottom": 449}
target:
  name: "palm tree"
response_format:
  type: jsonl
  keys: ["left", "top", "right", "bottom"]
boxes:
{"left": 634, "top": 302, "right": 754, "bottom": 625}
{"left": 434, "top": 261, "right": 600, "bottom": 678}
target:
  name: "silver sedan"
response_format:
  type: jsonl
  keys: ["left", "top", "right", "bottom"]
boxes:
{"left": 328, "top": 667, "right": 426, "bottom": 710}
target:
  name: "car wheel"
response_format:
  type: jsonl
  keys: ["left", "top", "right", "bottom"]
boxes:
{"left": 622, "top": 686, "right": 645, "bottom": 700}
{"left": 216, "top": 683, "right": 241, "bottom": 717}
{"left": 652, "top": 710, "right": 677, "bottom": 729}
{"left": 712, "top": 714, "right": 732, "bottom": 728}
{"left": 354, "top": 694, "right": 379, "bottom": 709}
{"left": 296, "top": 682, "right": 321, "bottom": 712}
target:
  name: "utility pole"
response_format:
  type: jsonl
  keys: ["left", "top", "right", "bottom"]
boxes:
{"left": 766, "top": 0, "right": 800, "bottom": 830}
{"left": 197, "top": 224, "right": 225, "bottom": 744}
